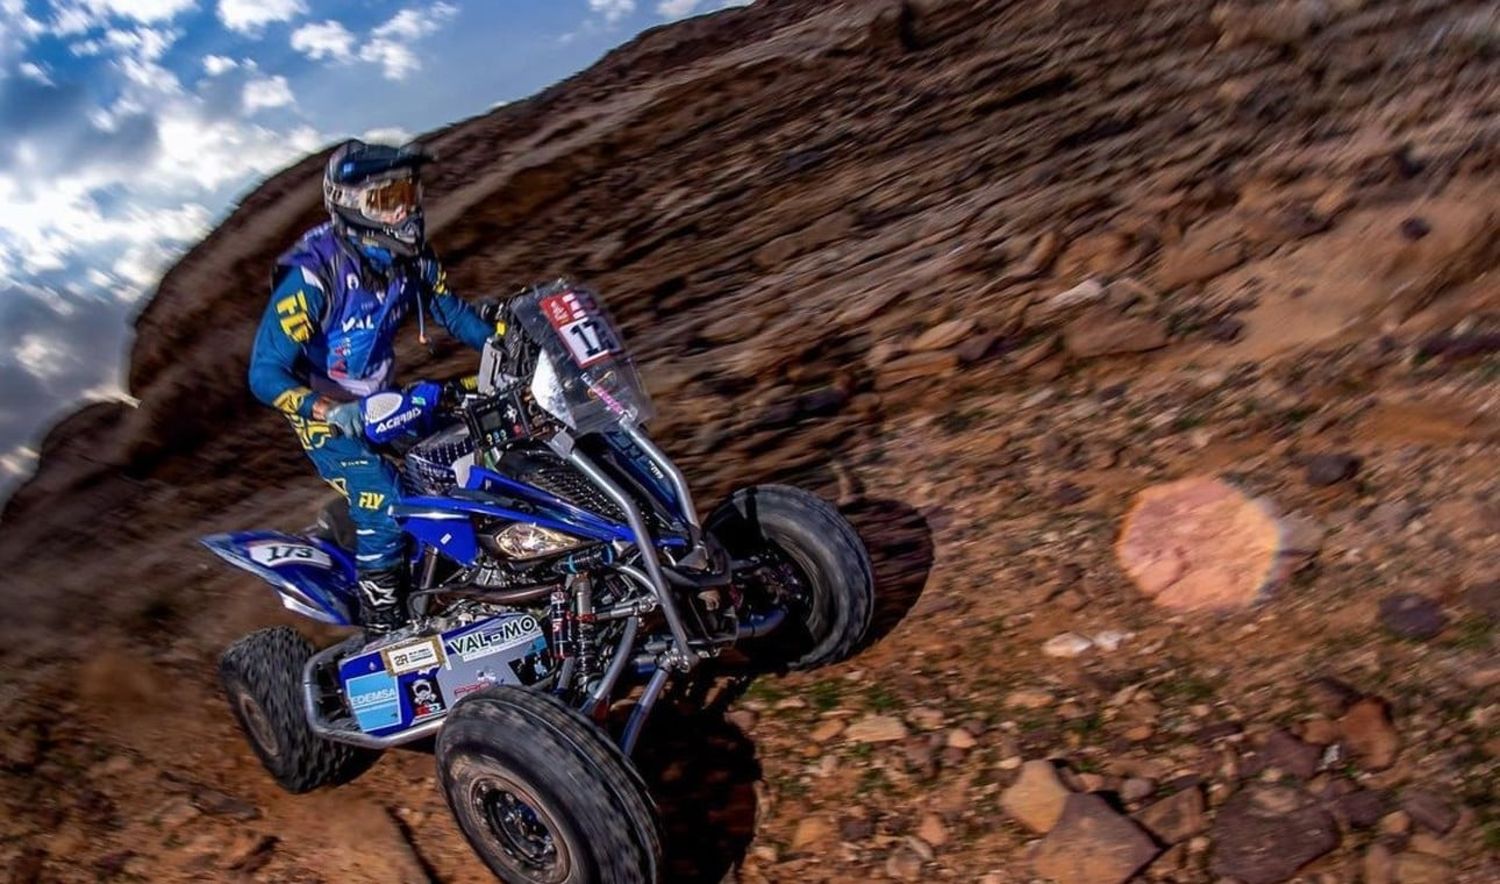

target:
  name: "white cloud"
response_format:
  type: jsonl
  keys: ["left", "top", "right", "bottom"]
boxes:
{"left": 290, "top": 20, "right": 354, "bottom": 61}
{"left": 243, "top": 74, "right": 294, "bottom": 113}
{"left": 359, "top": 3, "right": 458, "bottom": 80}
{"left": 202, "top": 54, "right": 239, "bottom": 75}
{"left": 17, "top": 61, "right": 52, "bottom": 84}
{"left": 657, "top": 0, "right": 698, "bottom": 18}
{"left": 217, "top": 0, "right": 307, "bottom": 35}
{"left": 589, "top": 0, "right": 636, "bottom": 24}
{"left": 361, "top": 126, "right": 412, "bottom": 145}
{"left": 15, "top": 334, "right": 72, "bottom": 381}
{"left": 0, "top": 446, "right": 39, "bottom": 480}
{"left": 47, "top": 0, "right": 196, "bottom": 34}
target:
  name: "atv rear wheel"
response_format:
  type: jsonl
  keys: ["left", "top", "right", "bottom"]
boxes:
{"left": 436, "top": 686, "right": 662, "bottom": 884}
{"left": 707, "top": 484, "right": 875, "bottom": 670}
{"left": 219, "top": 627, "right": 378, "bottom": 793}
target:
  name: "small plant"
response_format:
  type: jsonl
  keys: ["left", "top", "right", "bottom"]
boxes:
{"left": 864, "top": 684, "right": 901, "bottom": 713}
{"left": 806, "top": 679, "right": 845, "bottom": 712}
{"left": 746, "top": 679, "right": 789, "bottom": 704}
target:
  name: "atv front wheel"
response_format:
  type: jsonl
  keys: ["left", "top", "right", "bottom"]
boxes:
{"left": 436, "top": 686, "right": 662, "bottom": 884}
{"left": 707, "top": 484, "right": 875, "bottom": 670}
{"left": 219, "top": 627, "right": 378, "bottom": 793}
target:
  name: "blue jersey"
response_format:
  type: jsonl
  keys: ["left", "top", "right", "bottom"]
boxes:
{"left": 248, "top": 223, "right": 493, "bottom": 419}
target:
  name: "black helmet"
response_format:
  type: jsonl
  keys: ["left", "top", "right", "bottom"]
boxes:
{"left": 324, "top": 139, "right": 433, "bottom": 257}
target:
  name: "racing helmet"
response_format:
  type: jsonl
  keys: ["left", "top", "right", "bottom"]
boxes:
{"left": 323, "top": 139, "right": 433, "bottom": 257}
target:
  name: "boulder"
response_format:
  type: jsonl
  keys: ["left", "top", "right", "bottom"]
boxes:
{"left": 1133, "top": 785, "right": 1207, "bottom": 844}
{"left": 1032, "top": 793, "right": 1160, "bottom": 884}
{"left": 1001, "top": 760, "right": 1072, "bottom": 834}
{"left": 1378, "top": 594, "right": 1448, "bottom": 640}
{"left": 1062, "top": 308, "right": 1169, "bottom": 359}
{"left": 1210, "top": 786, "right": 1339, "bottom": 884}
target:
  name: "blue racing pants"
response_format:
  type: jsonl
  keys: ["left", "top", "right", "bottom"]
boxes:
{"left": 287, "top": 416, "right": 405, "bottom": 570}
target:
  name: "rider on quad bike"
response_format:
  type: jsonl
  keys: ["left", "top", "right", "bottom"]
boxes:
{"left": 248, "top": 139, "right": 497, "bottom": 634}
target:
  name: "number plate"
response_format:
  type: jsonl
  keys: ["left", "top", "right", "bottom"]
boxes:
{"left": 539, "top": 291, "right": 619, "bottom": 368}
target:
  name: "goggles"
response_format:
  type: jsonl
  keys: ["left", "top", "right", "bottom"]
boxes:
{"left": 338, "top": 175, "right": 422, "bottom": 225}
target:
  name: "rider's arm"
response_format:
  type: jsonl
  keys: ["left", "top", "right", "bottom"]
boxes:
{"left": 419, "top": 254, "right": 500, "bottom": 351}
{"left": 248, "top": 268, "right": 328, "bottom": 420}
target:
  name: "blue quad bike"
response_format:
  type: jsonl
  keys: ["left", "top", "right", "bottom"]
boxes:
{"left": 205, "top": 283, "right": 876, "bottom": 883}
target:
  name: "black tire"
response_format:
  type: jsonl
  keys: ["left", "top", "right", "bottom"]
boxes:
{"left": 706, "top": 484, "right": 875, "bottom": 670}
{"left": 218, "top": 627, "right": 378, "bottom": 793}
{"left": 436, "top": 686, "right": 662, "bottom": 884}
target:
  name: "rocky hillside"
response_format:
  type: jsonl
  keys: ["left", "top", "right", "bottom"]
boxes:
{"left": 1, "top": 0, "right": 1497, "bottom": 881}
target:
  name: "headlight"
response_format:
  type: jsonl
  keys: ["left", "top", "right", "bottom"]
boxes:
{"left": 492, "top": 523, "right": 586, "bottom": 560}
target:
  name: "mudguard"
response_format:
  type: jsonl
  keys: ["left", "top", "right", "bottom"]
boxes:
{"left": 201, "top": 532, "right": 358, "bottom": 625}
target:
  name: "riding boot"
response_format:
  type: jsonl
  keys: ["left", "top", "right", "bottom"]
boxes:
{"left": 357, "top": 564, "right": 408, "bottom": 636}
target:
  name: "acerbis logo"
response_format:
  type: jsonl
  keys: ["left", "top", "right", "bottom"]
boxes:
{"left": 374, "top": 406, "right": 422, "bottom": 434}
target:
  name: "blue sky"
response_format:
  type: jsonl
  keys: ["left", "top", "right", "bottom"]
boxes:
{"left": 0, "top": 0, "right": 747, "bottom": 492}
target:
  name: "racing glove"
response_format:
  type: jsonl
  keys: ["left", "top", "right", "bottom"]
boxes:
{"left": 316, "top": 399, "right": 364, "bottom": 438}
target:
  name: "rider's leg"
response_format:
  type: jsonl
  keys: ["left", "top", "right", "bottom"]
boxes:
{"left": 287, "top": 417, "right": 408, "bottom": 632}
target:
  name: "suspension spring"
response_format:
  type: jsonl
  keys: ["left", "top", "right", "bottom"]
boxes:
{"left": 574, "top": 575, "right": 599, "bottom": 680}
{"left": 549, "top": 588, "right": 572, "bottom": 661}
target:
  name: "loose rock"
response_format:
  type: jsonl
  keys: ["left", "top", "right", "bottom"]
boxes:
{"left": 844, "top": 715, "right": 909, "bottom": 743}
{"left": 1001, "top": 760, "right": 1072, "bottom": 834}
{"left": 792, "top": 815, "right": 835, "bottom": 852}
{"left": 1400, "top": 790, "right": 1458, "bottom": 835}
{"left": 1004, "top": 689, "right": 1056, "bottom": 709}
{"left": 1462, "top": 580, "right": 1500, "bottom": 620}
{"left": 1303, "top": 453, "right": 1361, "bottom": 486}
{"left": 1341, "top": 697, "right": 1401, "bottom": 770}
{"left": 1378, "top": 594, "right": 1448, "bottom": 640}
{"left": 1393, "top": 853, "right": 1454, "bottom": 884}
{"left": 1063, "top": 309, "right": 1169, "bottom": 359}
{"left": 1043, "top": 632, "right": 1094, "bottom": 658}
{"left": 1210, "top": 785, "right": 1339, "bottom": 884}
{"left": 1365, "top": 842, "right": 1396, "bottom": 884}
{"left": 1331, "top": 789, "right": 1388, "bottom": 829}
{"left": 1134, "top": 785, "right": 1207, "bottom": 844}
{"left": 1261, "top": 729, "right": 1322, "bottom": 779}
{"left": 917, "top": 812, "right": 949, "bottom": 847}
{"left": 1032, "top": 793, "right": 1160, "bottom": 884}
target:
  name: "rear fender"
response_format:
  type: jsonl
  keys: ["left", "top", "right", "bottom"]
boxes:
{"left": 201, "top": 532, "right": 357, "bottom": 626}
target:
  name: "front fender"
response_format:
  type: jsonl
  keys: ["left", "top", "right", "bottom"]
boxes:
{"left": 201, "top": 532, "right": 358, "bottom": 626}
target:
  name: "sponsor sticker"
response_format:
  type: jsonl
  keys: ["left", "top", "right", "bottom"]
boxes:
{"left": 443, "top": 616, "right": 543, "bottom": 663}
{"left": 346, "top": 672, "right": 400, "bottom": 731}
{"left": 381, "top": 636, "right": 446, "bottom": 675}
{"left": 404, "top": 676, "right": 447, "bottom": 721}
{"left": 248, "top": 542, "right": 331, "bottom": 569}
{"left": 539, "top": 291, "right": 619, "bottom": 368}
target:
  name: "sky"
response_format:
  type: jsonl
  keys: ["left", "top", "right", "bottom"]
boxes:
{"left": 0, "top": 0, "right": 750, "bottom": 497}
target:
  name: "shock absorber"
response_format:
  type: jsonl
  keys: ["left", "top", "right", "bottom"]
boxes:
{"left": 549, "top": 587, "right": 572, "bottom": 663}
{"left": 574, "top": 575, "right": 599, "bottom": 681}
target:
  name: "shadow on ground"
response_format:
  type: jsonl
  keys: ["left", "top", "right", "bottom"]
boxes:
{"left": 633, "top": 699, "right": 763, "bottom": 884}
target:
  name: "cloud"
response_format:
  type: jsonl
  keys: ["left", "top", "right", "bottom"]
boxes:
{"left": 202, "top": 54, "right": 239, "bottom": 76}
{"left": 242, "top": 74, "right": 293, "bottom": 113}
{"left": 17, "top": 61, "right": 52, "bottom": 84}
{"left": 657, "top": 0, "right": 698, "bottom": 18}
{"left": 47, "top": 0, "right": 197, "bottom": 34}
{"left": 359, "top": 3, "right": 459, "bottom": 80}
{"left": 290, "top": 20, "right": 354, "bottom": 62}
{"left": 217, "top": 0, "right": 308, "bottom": 35}
{"left": 589, "top": 0, "right": 636, "bottom": 24}
{"left": 361, "top": 126, "right": 412, "bottom": 145}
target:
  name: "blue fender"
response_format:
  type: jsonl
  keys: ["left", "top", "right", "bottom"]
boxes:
{"left": 201, "top": 532, "right": 358, "bottom": 626}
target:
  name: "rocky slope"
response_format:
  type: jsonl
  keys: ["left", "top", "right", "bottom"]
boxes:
{"left": 1, "top": 0, "right": 1497, "bottom": 881}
